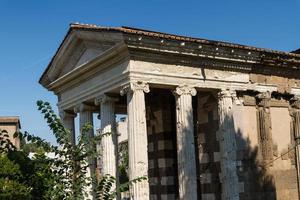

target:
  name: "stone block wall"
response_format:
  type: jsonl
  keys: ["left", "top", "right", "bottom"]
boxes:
{"left": 146, "top": 89, "right": 179, "bottom": 200}
{"left": 197, "top": 92, "right": 222, "bottom": 200}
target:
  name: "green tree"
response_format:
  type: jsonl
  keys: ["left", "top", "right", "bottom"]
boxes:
{"left": 0, "top": 101, "right": 146, "bottom": 200}
{"left": 0, "top": 130, "right": 32, "bottom": 200}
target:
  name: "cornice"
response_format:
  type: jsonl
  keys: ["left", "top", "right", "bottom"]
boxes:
{"left": 124, "top": 33, "right": 300, "bottom": 73}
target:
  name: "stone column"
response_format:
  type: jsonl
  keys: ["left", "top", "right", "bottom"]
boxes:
{"left": 173, "top": 85, "right": 198, "bottom": 200}
{"left": 78, "top": 104, "right": 94, "bottom": 139}
{"left": 218, "top": 89, "right": 239, "bottom": 200}
{"left": 256, "top": 92, "right": 273, "bottom": 163}
{"left": 120, "top": 81, "right": 150, "bottom": 200}
{"left": 75, "top": 104, "right": 96, "bottom": 200}
{"left": 291, "top": 97, "right": 300, "bottom": 198}
{"left": 59, "top": 111, "right": 77, "bottom": 145}
{"left": 95, "top": 95, "right": 118, "bottom": 193}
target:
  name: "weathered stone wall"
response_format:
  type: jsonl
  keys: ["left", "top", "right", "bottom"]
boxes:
{"left": 232, "top": 97, "right": 299, "bottom": 200}
{"left": 196, "top": 92, "right": 299, "bottom": 200}
{"left": 233, "top": 103, "right": 276, "bottom": 200}
{"left": 197, "top": 92, "right": 222, "bottom": 200}
{"left": 250, "top": 74, "right": 300, "bottom": 94}
{"left": 146, "top": 89, "right": 179, "bottom": 200}
{"left": 269, "top": 107, "right": 298, "bottom": 200}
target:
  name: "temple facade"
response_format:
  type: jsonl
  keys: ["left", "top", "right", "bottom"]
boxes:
{"left": 39, "top": 23, "right": 300, "bottom": 200}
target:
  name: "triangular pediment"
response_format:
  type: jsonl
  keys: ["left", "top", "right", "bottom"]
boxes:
{"left": 58, "top": 40, "right": 115, "bottom": 77}
{"left": 75, "top": 48, "right": 103, "bottom": 67}
{"left": 41, "top": 28, "right": 124, "bottom": 86}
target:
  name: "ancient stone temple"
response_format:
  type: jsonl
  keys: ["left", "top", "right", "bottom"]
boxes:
{"left": 39, "top": 23, "right": 300, "bottom": 200}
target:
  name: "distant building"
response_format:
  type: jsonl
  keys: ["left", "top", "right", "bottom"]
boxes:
{"left": 0, "top": 116, "right": 21, "bottom": 149}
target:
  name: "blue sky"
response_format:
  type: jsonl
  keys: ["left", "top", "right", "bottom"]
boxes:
{"left": 0, "top": 0, "right": 300, "bottom": 144}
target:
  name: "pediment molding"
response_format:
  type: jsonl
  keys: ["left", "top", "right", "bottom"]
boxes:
{"left": 40, "top": 29, "right": 124, "bottom": 87}
{"left": 47, "top": 42, "right": 128, "bottom": 93}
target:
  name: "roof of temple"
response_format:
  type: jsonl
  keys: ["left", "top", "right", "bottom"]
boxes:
{"left": 40, "top": 23, "right": 300, "bottom": 84}
{"left": 69, "top": 23, "right": 300, "bottom": 56}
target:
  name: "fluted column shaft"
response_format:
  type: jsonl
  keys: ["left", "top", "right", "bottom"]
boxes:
{"left": 79, "top": 107, "right": 94, "bottom": 138}
{"left": 291, "top": 98, "right": 300, "bottom": 199}
{"left": 173, "top": 85, "right": 198, "bottom": 200}
{"left": 95, "top": 95, "right": 118, "bottom": 193}
{"left": 294, "top": 111, "right": 300, "bottom": 140}
{"left": 75, "top": 104, "right": 95, "bottom": 200}
{"left": 218, "top": 89, "right": 239, "bottom": 200}
{"left": 60, "top": 111, "right": 76, "bottom": 145}
{"left": 256, "top": 92, "right": 273, "bottom": 162}
{"left": 121, "top": 81, "right": 150, "bottom": 200}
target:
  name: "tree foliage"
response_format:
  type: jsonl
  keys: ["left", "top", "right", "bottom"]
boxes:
{"left": 0, "top": 100, "right": 146, "bottom": 200}
{"left": 0, "top": 152, "right": 32, "bottom": 200}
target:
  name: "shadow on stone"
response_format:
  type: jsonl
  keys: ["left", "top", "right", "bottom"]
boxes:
{"left": 195, "top": 91, "right": 277, "bottom": 200}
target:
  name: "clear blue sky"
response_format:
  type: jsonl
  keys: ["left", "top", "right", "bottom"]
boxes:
{"left": 0, "top": 0, "right": 300, "bottom": 144}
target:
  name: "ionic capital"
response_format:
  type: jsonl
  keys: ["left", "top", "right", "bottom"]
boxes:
{"left": 256, "top": 91, "right": 271, "bottom": 100}
{"left": 74, "top": 103, "right": 94, "bottom": 113}
{"left": 95, "top": 94, "right": 118, "bottom": 106}
{"left": 256, "top": 91, "right": 271, "bottom": 107}
{"left": 217, "top": 89, "right": 242, "bottom": 105}
{"left": 173, "top": 85, "right": 197, "bottom": 96}
{"left": 291, "top": 96, "right": 300, "bottom": 109}
{"left": 218, "top": 89, "right": 237, "bottom": 99}
{"left": 59, "top": 110, "right": 77, "bottom": 120}
{"left": 120, "top": 81, "right": 150, "bottom": 96}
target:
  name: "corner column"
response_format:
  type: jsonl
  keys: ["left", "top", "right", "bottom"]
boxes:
{"left": 120, "top": 81, "right": 150, "bottom": 200}
{"left": 95, "top": 95, "right": 118, "bottom": 193}
{"left": 173, "top": 85, "right": 198, "bottom": 200}
{"left": 256, "top": 92, "right": 273, "bottom": 163}
{"left": 290, "top": 97, "right": 300, "bottom": 198}
{"left": 218, "top": 89, "right": 239, "bottom": 200}
{"left": 75, "top": 104, "right": 96, "bottom": 200}
{"left": 59, "top": 111, "right": 77, "bottom": 145}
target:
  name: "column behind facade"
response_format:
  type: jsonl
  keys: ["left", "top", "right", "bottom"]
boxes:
{"left": 120, "top": 81, "right": 150, "bottom": 200}
{"left": 173, "top": 85, "right": 198, "bottom": 200}
{"left": 59, "top": 111, "right": 77, "bottom": 145}
{"left": 75, "top": 103, "right": 96, "bottom": 200}
{"left": 95, "top": 95, "right": 118, "bottom": 194}
{"left": 218, "top": 89, "right": 239, "bottom": 200}
{"left": 256, "top": 92, "right": 273, "bottom": 163}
